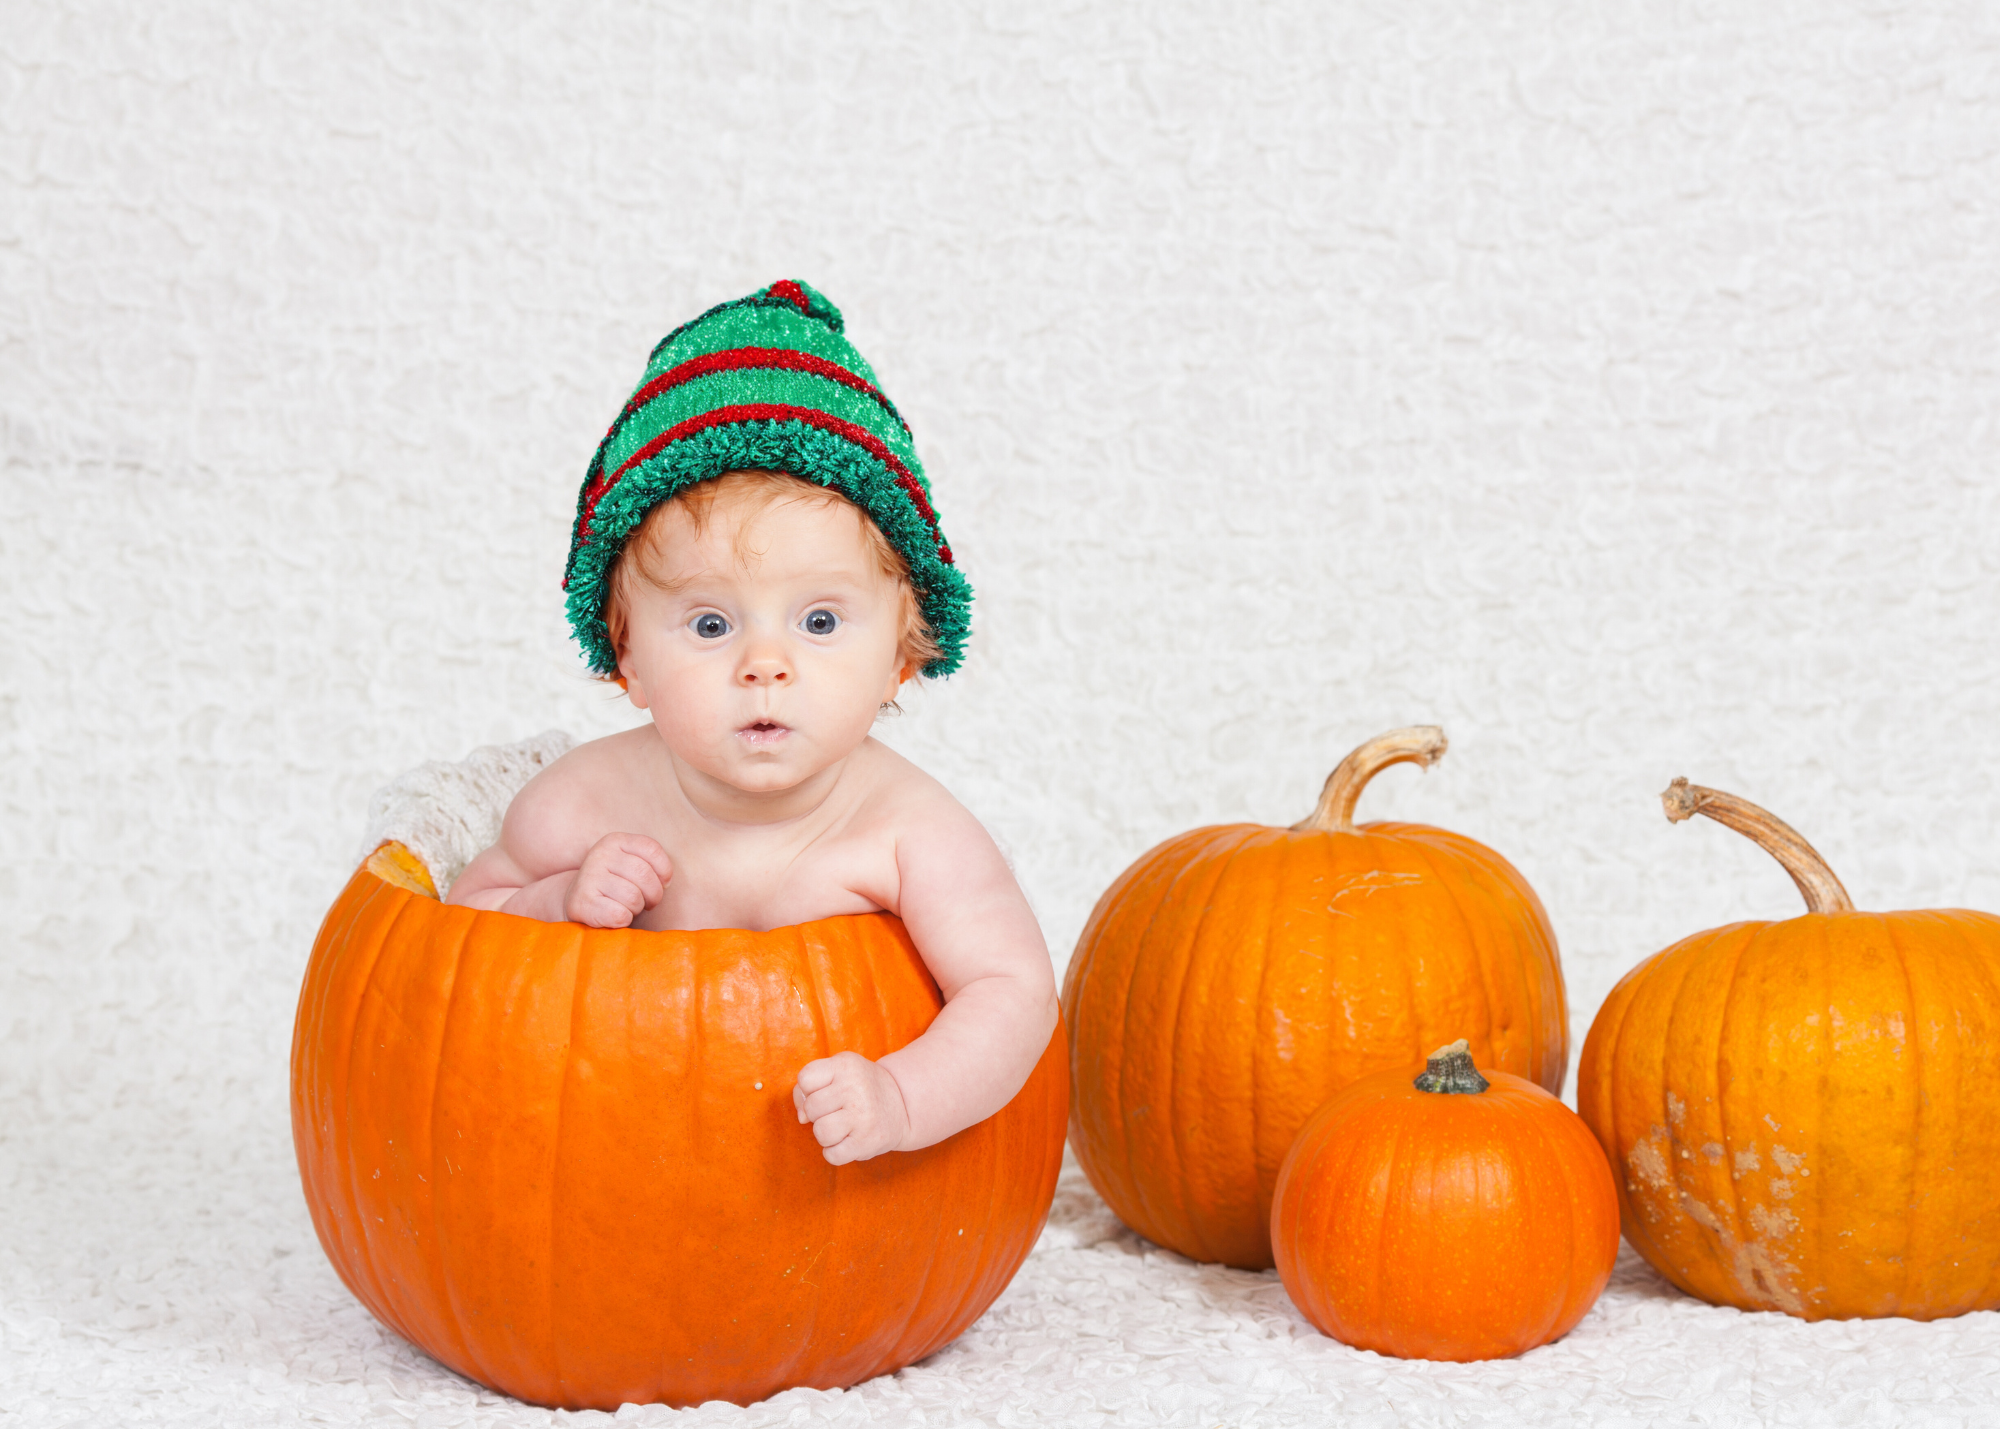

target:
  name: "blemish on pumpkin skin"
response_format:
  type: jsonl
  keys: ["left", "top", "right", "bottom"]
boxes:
{"left": 1628, "top": 1133, "right": 1672, "bottom": 1192}
{"left": 1733, "top": 1242, "right": 1805, "bottom": 1315}
{"left": 1676, "top": 1186, "right": 1807, "bottom": 1314}
{"left": 1733, "top": 1148, "right": 1760, "bottom": 1176}
{"left": 1270, "top": 1007, "right": 1295, "bottom": 1061}
{"left": 1771, "top": 1145, "right": 1807, "bottom": 1176}
{"left": 1680, "top": 1194, "right": 1721, "bottom": 1231}
{"left": 1749, "top": 1205, "right": 1800, "bottom": 1240}
{"left": 1768, "top": 1177, "right": 1794, "bottom": 1201}
{"left": 1323, "top": 871, "right": 1424, "bottom": 916}
{"left": 1667, "top": 1093, "right": 1688, "bottom": 1129}
{"left": 1701, "top": 1142, "right": 1725, "bottom": 1163}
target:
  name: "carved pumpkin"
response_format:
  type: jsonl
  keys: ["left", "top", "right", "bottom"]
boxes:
{"left": 1062, "top": 727, "right": 1569, "bottom": 1269}
{"left": 291, "top": 843, "right": 1068, "bottom": 1410}
{"left": 1271, "top": 1040, "right": 1618, "bottom": 1360}
{"left": 1579, "top": 779, "right": 2000, "bottom": 1321}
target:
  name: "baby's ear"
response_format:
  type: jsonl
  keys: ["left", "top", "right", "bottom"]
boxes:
{"left": 613, "top": 654, "right": 644, "bottom": 707}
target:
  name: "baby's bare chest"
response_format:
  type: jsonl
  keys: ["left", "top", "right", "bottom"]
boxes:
{"left": 631, "top": 828, "right": 899, "bottom": 934}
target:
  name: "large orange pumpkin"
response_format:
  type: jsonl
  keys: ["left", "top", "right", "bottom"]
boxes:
{"left": 291, "top": 843, "right": 1068, "bottom": 1410}
{"left": 1271, "top": 1039, "right": 1618, "bottom": 1361}
{"left": 1062, "top": 727, "right": 1569, "bottom": 1269}
{"left": 1579, "top": 779, "right": 2000, "bottom": 1321}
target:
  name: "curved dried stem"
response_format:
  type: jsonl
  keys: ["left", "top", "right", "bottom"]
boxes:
{"left": 1294, "top": 726, "right": 1448, "bottom": 834}
{"left": 1661, "top": 777, "right": 1855, "bottom": 915}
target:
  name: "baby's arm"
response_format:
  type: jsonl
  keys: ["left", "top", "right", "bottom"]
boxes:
{"left": 446, "top": 758, "right": 672, "bottom": 928}
{"left": 792, "top": 798, "right": 1059, "bottom": 1164}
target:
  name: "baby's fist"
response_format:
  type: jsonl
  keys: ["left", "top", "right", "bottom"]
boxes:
{"left": 792, "top": 1052, "right": 911, "bottom": 1165}
{"left": 563, "top": 833, "right": 671, "bottom": 928}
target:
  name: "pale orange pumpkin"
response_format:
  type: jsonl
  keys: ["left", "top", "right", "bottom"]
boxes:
{"left": 1272, "top": 1039, "right": 1618, "bottom": 1361}
{"left": 1062, "top": 728, "right": 1569, "bottom": 1269}
{"left": 291, "top": 843, "right": 1068, "bottom": 1410}
{"left": 1579, "top": 779, "right": 2000, "bottom": 1320}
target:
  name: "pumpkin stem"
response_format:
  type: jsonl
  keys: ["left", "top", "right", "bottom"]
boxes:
{"left": 1414, "top": 1039, "right": 1490, "bottom": 1094}
{"left": 1293, "top": 726, "right": 1449, "bottom": 834}
{"left": 1661, "top": 778, "right": 1856, "bottom": 915}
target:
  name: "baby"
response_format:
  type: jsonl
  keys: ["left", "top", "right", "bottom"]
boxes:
{"left": 449, "top": 280, "right": 1058, "bottom": 1168}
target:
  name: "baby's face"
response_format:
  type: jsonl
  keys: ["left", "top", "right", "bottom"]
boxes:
{"left": 615, "top": 490, "right": 908, "bottom": 798}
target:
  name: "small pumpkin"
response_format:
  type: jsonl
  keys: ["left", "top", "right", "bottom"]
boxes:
{"left": 1578, "top": 779, "right": 2000, "bottom": 1321}
{"left": 292, "top": 842, "right": 1068, "bottom": 1410}
{"left": 1062, "top": 727, "right": 1569, "bottom": 1269}
{"left": 1271, "top": 1040, "right": 1619, "bottom": 1361}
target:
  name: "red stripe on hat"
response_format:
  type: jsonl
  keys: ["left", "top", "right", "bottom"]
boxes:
{"left": 766, "top": 280, "right": 812, "bottom": 312}
{"left": 576, "top": 404, "right": 952, "bottom": 564}
{"left": 618, "top": 348, "right": 907, "bottom": 431}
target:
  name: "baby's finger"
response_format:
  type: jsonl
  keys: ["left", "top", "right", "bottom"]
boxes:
{"left": 626, "top": 855, "right": 669, "bottom": 905}
{"left": 798, "top": 1084, "right": 850, "bottom": 1124}
{"left": 575, "top": 891, "right": 635, "bottom": 929}
{"left": 631, "top": 835, "right": 673, "bottom": 882}
{"left": 593, "top": 871, "right": 648, "bottom": 916}
{"left": 811, "top": 1110, "right": 852, "bottom": 1149}
{"left": 603, "top": 832, "right": 672, "bottom": 882}
{"left": 604, "top": 855, "right": 664, "bottom": 906}
{"left": 793, "top": 1060, "right": 837, "bottom": 1097}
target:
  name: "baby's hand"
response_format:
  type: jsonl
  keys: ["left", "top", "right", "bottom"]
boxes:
{"left": 792, "top": 1053, "right": 912, "bottom": 1166}
{"left": 562, "top": 833, "right": 671, "bottom": 928}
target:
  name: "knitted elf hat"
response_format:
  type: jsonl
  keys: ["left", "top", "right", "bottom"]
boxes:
{"left": 563, "top": 279, "right": 971, "bottom": 677}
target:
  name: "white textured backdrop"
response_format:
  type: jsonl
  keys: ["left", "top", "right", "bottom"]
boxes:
{"left": 5, "top": 3, "right": 1999, "bottom": 1424}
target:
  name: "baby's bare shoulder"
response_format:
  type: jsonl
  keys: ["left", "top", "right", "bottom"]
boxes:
{"left": 500, "top": 729, "right": 661, "bottom": 872}
{"left": 840, "top": 742, "right": 1005, "bottom": 882}
{"left": 844, "top": 739, "right": 971, "bottom": 829}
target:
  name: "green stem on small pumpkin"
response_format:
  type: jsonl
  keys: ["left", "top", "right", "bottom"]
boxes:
{"left": 1294, "top": 726, "right": 1449, "bottom": 834}
{"left": 1661, "top": 778, "right": 1856, "bottom": 915}
{"left": 1413, "top": 1039, "right": 1490, "bottom": 1094}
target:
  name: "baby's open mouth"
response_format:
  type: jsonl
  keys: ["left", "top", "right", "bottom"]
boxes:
{"left": 737, "top": 721, "right": 791, "bottom": 746}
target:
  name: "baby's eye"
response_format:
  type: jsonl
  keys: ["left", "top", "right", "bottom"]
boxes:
{"left": 691, "top": 613, "right": 731, "bottom": 640}
{"left": 801, "top": 609, "right": 841, "bottom": 636}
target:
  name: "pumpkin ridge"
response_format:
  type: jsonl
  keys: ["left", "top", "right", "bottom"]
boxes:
{"left": 421, "top": 905, "right": 489, "bottom": 1390}
{"left": 292, "top": 872, "right": 380, "bottom": 1289}
{"left": 1366, "top": 1107, "right": 1406, "bottom": 1340}
{"left": 1248, "top": 829, "right": 1305, "bottom": 1218}
{"left": 546, "top": 921, "right": 593, "bottom": 1399}
{"left": 1624, "top": 930, "right": 1714, "bottom": 1290}
{"left": 1530, "top": 1105, "right": 1581, "bottom": 1347}
{"left": 292, "top": 874, "right": 360, "bottom": 1309}
{"left": 1166, "top": 829, "right": 1266, "bottom": 1261}
{"left": 1395, "top": 825, "right": 1564, "bottom": 1088}
{"left": 1713, "top": 922, "right": 1788, "bottom": 1309}
{"left": 1108, "top": 836, "right": 1197, "bottom": 1241}
{"left": 1129, "top": 828, "right": 1244, "bottom": 1257}
{"left": 1954, "top": 913, "right": 2000, "bottom": 1309}
{"left": 1407, "top": 834, "right": 1500, "bottom": 1085}
{"left": 1708, "top": 920, "right": 1760, "bottom": 1303}
{"left": 1247, "top": 836, "right": 1281, "bottom": 1215}
{"left": 917, "top": 1107, "right": 1001, "bottom": 1363}
{"left": 1872, "top": 913, "right": 1916, "bottom": 1314}
{"left": 1488, "top": 1100, "right": 1556, "bottom": 1351}
{"left": 336, "top": 887, "right": 426, "bottom": 1341}
{"left": 876, "top": 928, "right": 950, "bottom": 1372}
{"left": 1809, "top": 914, "right": 1839, "bottom": 1315}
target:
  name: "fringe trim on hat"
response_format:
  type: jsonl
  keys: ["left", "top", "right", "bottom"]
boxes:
{"left": 562, "top": 418, "right": 973, "bottom": 680}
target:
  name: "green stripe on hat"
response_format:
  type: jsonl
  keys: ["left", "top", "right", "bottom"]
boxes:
{"left": 564, "top": 281, "right": 970, "bottom": 678}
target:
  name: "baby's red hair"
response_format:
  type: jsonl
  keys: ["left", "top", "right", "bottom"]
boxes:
{"left": 602, "top": 469, "right": 941, "bottom": 681}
